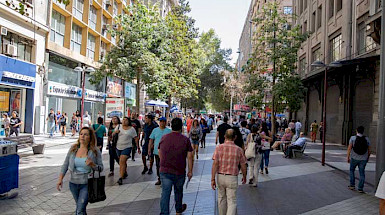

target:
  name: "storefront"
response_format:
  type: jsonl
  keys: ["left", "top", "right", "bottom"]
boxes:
{"left": 124, "top": 82, "right": 136, "bottom": 116}
{"left": 0, "top": 55, "right": 36, "bottom": 133}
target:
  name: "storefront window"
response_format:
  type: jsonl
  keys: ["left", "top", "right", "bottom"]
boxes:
{"left": 48, "top": 54, "right": 80, "bottom": 86}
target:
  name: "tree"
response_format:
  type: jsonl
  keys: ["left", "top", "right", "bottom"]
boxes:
{"left": 246, "top": 2, "right": 308, "bottom": 133}
{"left": 91, "top": 1, "right": 171, "bottom": 113}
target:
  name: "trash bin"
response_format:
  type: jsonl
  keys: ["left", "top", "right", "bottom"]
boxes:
{"left": 0, "top": 154, "right": 19, "bottom": 194}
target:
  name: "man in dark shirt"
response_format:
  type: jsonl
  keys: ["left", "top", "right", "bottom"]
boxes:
{"left": 158, "top": 117, "right": 193, "bottom": 215}
{"left": 216, "top": 117, "right": 232, "bottom": 144}
{"left": 10, "top": 111, "right": 23, "bottom": 137}
{"left": 141, "top": 114, "right": 158, "bottom": 174}
{"left": 131, "top": 112, "right": 142, "bottom": 161}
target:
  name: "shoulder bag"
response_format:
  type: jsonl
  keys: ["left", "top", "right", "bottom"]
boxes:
{"left": 111, "top": 125, "right": 120, "bottom": 148}
{"left": 245, "top": 135, "right": 256, "bottom": 159}
{"left": 88, "top": 166, "right": 106, "bottom": 203}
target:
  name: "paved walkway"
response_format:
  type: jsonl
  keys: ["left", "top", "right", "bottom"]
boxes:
{"left": 0, "top": 131, "right": 380, "bottom": 214}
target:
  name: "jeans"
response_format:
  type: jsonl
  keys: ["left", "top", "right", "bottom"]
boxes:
{"left": 286, "top": 145, "right": 302, "bottom": 158}
{"left": 350, "top": 158, "right": 367, "bottom": 190}
{"left": 48, "top": 122, "right": 55, "bottom": 137}
{"left": 69, "top": 182, "right": 88, "bottom": 215}
{"left": 260, "top": 149, "right": 270, "bottom": 169}
{"left": 155, "top": 155, "right": 160, "bottom": 179}
{"left": 295, "top": 129, "right": 300, "bottom": 137}
{"left": 108, "top": 144, "right": 120, "bottom": 172}
{"left": 160, "top": 173, "right": 185, "bottom": 215}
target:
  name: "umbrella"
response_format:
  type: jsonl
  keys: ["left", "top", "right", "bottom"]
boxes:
{"left": 145, "top": 100, "right": 169, "bottom": 107}
{"left": 145, "top": 100, "right": 158, "bottom": 106}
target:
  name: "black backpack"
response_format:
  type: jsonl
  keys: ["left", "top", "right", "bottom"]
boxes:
{"left": 353, "top": 135, "right": 368, "bottom": 155}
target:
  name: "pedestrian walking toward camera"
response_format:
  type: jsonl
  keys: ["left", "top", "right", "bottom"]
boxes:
{"left": 347, "top": 126, "right": 371, "bottom": 193}
{"left": 92, "top": 117, "right": 107, "bottom": 152}
{"left": 245, "top": 125, "right": 262, "bottom": 187}
{"left": 83, "top": 111, "right": 91, "bottom": 128}
{"left": 149, "top": 117, "right": 171, "bottom": 186}
{"left": 71, "top": 113, "right": 77, "bottom": 137}
{"left": 59, "top": 113, "right": 68, "bottom": 137}
{"left": 57, "top": 127, "right": 103, "bottom": 215}
{"left": 56, "top": 110, "right": 62, "bottom": 133}
{"left": 47, "top": 108, "right": 56, "bottom": 138}
{"left": 107, "top": 116, "right": 121, "bottom": 177}
{"left": 211, "top": 129, "right": 247, "bottom": 215}
{"left": 158, "top": 118, "right": 193, "bottom": 215}
{"left": 141, "top": 114, "right": 158, "bottom": 175}
{"left": 9, "top": 111, "right": 22, "bottom": 137}
{"left": 200, "top": 118, "right": 209, "bottom": 148}
{"left": 189, "top": 119, "right": 202, "bottom": 160}
{"left": 2, "top": 113, "right": 10, "bottom": 137}
{"left": 114, "top": 117, "right": 140, "bottom": 185}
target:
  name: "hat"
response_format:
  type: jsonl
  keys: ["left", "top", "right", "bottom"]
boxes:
{"left": 159, "top": 117, "right": 167, "bottom": 121}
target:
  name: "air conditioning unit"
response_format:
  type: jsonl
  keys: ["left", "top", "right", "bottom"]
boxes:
{"left": 1, "top": 27, "right": 7, "bottom": 36}
{"left": 6, "top": 44, "right": 17, "bottom": 57}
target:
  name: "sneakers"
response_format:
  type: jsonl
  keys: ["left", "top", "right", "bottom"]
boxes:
{"left": 248, "top": 179, "right": 253, "bottom": 185}
{"left": 148, "top": 169, "right": 153, "bottom": 175}
{"left": 117, "top": 178, "right": 123, "bottom": 185}
{"left": 142, "top": 166, "right": 148, "bottom": 175}
{"left": 260, "top": 170, "right": 264, "bottom": 174}
{"left": 176, "top": 204, "right": 187, "bottom": 214}
{"left": 155, "top": 180, "right": 161, "bottom": 186}
{"left": 358, "top": 189, "right": 366, "bottom": 194}
{"left": 348, "top": 185, "right": 355, "bottom": 190}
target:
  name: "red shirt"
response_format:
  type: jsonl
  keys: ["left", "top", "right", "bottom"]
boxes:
{"left": 212, "top": 141, "right": 246, "bottom": 176}
{"left": 159, "top": 132, "right": 193, "bottom": 175}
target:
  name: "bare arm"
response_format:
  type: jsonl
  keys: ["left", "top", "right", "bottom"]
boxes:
{"left": 148, "top": 138, "right": 154, "bottom": 155}
{"left": 347, "top": 143, "right": 352, "bottom": 163}
{"left": 211, "top": 159, "right": 218, "bottom": 190}
{"left": 187, "top": 151, "right": 193, "bottom": 180}
{"left": 215, "top": 131, "right": 219, "bottom": 144}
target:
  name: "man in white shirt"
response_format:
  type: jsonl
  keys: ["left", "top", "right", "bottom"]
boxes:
{"left": 82, "top": 111, "right": 91, "bottom": 128}
{"left": 295, "top": 120, "right": 302, "bottom": 137}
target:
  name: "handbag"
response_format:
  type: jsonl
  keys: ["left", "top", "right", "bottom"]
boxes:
{"left": 111, "top": 125, "right": 120, "bottom": 148}
{"left": 88, "top": 166, "right": 106, "bottom": 204}
{"left": 245, "top": 140, "right": 256, "bottom": 159}
{"left": 261, "top": 139, "right": 270, "bottom": 150}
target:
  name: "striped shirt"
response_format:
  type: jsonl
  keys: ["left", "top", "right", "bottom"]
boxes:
{"left": 212, "top": 141, "right": 246, "bottom": 176}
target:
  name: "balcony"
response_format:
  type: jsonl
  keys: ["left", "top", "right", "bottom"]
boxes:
{"left": 2, "top": 0, "right": 34, "bottom": 18}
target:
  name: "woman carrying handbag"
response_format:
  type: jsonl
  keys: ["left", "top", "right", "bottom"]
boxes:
{"left": 57, "top": 127, "right": 104, "bottom": 215}
{"left": 245, "top": 125, "right": 262, "bottom": 187}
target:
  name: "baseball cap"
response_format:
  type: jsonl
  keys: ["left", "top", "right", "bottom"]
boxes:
{"left": 159, "top": 117, "right": 167, "bottom": 121}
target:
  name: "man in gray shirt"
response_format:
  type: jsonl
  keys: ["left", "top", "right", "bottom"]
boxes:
{"left": 347, "top": 126, "right": 371, "bottom": 193}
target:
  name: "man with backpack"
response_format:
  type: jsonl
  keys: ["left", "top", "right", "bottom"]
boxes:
{"left": 347, "top": 126, "right": 371, "bottom": 193}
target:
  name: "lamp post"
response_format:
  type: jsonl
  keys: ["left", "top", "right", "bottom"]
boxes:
{"left": 74, "top": 66, "right": 95, "bottom": 128}
{"left": 311, "top": 60, "right": 342, "bottom": 166}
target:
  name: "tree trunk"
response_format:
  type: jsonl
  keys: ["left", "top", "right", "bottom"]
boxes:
{"left": 135, "top": 68, "right": 141, "bottom": 114}
{"left": 166, "top": 96, "right": 172, "bottom": 120}
{"left": 271, "top": 77, "right": 276, "bottom": 136}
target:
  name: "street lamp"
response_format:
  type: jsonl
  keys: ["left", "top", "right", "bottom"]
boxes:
{"left": 74, "top": 66, "right": 95, "bottom": 128}
{"left": 311, "top": 60, "right": 342, "bottom": 166}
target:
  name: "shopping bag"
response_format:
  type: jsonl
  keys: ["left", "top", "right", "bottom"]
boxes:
{"left": 245, "top": 141, "right": 256, "bottom": 159}
{"left": 88, "top": 166, "right": 106, "bottom": 203}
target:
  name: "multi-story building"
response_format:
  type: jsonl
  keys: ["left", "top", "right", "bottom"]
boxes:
{"left": 294, "top": 0, "right": 380, "bottom": 149}
{"left": 0, "top": 0, "right": 50, "bottom": 134}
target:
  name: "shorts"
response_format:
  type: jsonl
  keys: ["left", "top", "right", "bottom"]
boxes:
{"left": 192, "top": 140, "right": 199, "bottom": 145}
{"left": 142, "top": 143, "right": 149, "bottom": 156}
{"left": 116, "top": 147, "right": 132, "bottom": 157}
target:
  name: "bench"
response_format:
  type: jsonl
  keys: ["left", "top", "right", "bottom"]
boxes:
{"left": 291, "top": 142, "right": 307, "bottom": 158}
{"left": 3, "top": 135, "right": 45, "bottom": 154}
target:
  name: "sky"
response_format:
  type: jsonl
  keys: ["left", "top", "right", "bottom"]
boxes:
{"left": 188, "top": 0, "right": 252, "bottom": 65}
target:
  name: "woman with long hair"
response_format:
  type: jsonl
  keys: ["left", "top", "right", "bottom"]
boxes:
{"left": 112, "top": 117, "right": 140, "bottom": 185}
{"left": 189, "top": 119, "right": 202, "bottom": 159}
{"left": 245, "top": 125, "right": 262, "bottom": 187}
{"left": 57, "top": 127, "right": 103, "bottom": 214}
{"left": 107, "top": 116, "right": 121, "bottom": 177}
{"left": 200, "top": 118, "right": 209, "bottom": 148}
{"left": 59, "top": 113, "right": 68, "bottom": 137}
{"left": 259, "top": 122, "right": 272, "bottom": 174}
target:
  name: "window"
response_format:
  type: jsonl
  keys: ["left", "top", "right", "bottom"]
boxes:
{"left": 100, "top": 41, "right": 106, "bottom": 60}
{"left": 89, "top": 6, "right": 97, "bottom": 31}
{"left": 299, "top": 56, "right": 306, "bottom": 75}
{"left": 113, "top": 1, "right": 118, "bottom": 16}
{"left": 303, "top": 0, "right": 307, "bottom": 10}
{"left": 312, "top": 47, "right": 321, "bottom": 63}
{"left": 1, "top": 32, "right": 33, "bottom": 62}
{"left": 50, "top": 10, "right": 65, "bottom": 46}
{"left": 283, "top": 6, "right": 292, "bottom": 15}
{"left": 336, "top": 0, "right": 342, "bottom": 12}
{"left": 358, "top": 23, "right": 376, "bottom": 54}
{"left": 303, "top": 21, "right": 307, "bottom": 34}
{"left": 299, "top": 0, "right": 303, "bottom": 14}
{"left": 317, "top": 5, "right": 322, "bottom": 29}
{"left": 311, "top": 11, "right": 316, "bottom": 33}
{"left": 71, "top": 24, "right": 82, "bottom": 54}
{"left": 329, "top": 0, "right": 334, "bottom": 19}
{"left": 87, "top": 34, "right": 95, "bottom": 60}
{"left": 330, "top": 34, "right": 342, "bottom": 62}
{"left": 53, "top": 0, "right": 66, "bottom": 8}
{"left": 73, "top": 0, "right": 84, "bottom": 21}
{"left": 102, "top": 16, "right": 108, "bottom": 37}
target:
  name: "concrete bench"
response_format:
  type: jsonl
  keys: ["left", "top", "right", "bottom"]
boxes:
{"left": 3, "top": 135, "right": 45, "bottom": 154}
{"left": 291, "top": 142, "right": 307, "bottom": 158}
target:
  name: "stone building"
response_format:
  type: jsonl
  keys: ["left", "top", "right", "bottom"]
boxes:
{"left": 294, "top": 0, "right": 381, "bottom": 150}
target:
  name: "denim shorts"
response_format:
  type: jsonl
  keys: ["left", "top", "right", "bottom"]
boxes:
{"left": 191, "top": 140, "right": 200, "bottom": 145}
{"left": 116, "top": 147, "right": 132, "bottom": 157}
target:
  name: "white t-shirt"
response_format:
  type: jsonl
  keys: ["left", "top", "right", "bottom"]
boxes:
{"left": 376, "top": 171, "right": 385, "bottom": 199}
{"left": 116, "top": 126, "right": 137, "bottom": 150}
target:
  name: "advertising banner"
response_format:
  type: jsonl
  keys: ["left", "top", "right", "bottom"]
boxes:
{"left": 105, "top": 98, "right": 124, "bottom": 121}
{"left": 47, "top": 81, "right": 105, "bottom": 102}
{"left": 106, "top": 77, "right": 123, "bottom": 97}
{"left": 124, "top": 82, "right": 136, "bottom": 105}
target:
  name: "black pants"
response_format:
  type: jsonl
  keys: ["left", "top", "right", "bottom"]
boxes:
{"left": 97, "top": 137, "right": 103, "bottom": 152}
{"left": 286, "top": 145, "right": 302, "bottom": 158}
{"left": 132, "top": 139, "right": 136, "bottom": 159}
{"left": 108, "top": 144, "right": 120, "bottom": 172}
{"left": 9, "top": 127, "right": 19, "bottom": 136}
{"left": 155, "top": 154, "right": 160, "bottom": 180}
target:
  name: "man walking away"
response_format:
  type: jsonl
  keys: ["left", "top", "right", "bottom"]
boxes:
{"left": 347, "top": 126, "right": 370, "bottom": 193}
{"left": 158, "top": 118, "right": 193, "bottom": 215}
{"left": 149, "top": 117, "right": 171, "bottom": 185}
{"left": 211, "top": 129, "right": 247, "bottom": 215}
{"left": 216, "top": 117, "right": 232, "bottom": 145}
{"left": 295, "top": 120, "right": 302, "bottom": 137}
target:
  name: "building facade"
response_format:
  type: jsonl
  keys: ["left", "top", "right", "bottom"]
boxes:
{"left": 293, "top": 0, "right": 381, "bottom": 150}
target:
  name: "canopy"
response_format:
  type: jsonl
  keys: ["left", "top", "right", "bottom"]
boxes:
{"left": 145, "top": 100, "right": 169, "bottom": 107}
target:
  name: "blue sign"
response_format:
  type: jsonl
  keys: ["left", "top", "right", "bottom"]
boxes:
{"left": 0, "top": 55, "right": 36, "bottom": 89}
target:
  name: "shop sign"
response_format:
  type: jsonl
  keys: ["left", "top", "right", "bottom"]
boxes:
{"left": 124, "top": 82, "right": 136, "bottom": 106}
{"left": 47, "top": 81, "right": 106, "bottom": 101}
{"left": 234, "top": 104, "right": 250, "bottom": 112}
{"left": 106, "top": 76, "right": 123, "bottom": 97}
{"left": 0, "top": 55, "right": 36, "bottom": 89}
{"left": 85, "top": 89, "right": 106, "bottom": 102}
{"left": 106, "top": 98, "right": 125, "bottom": 119}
